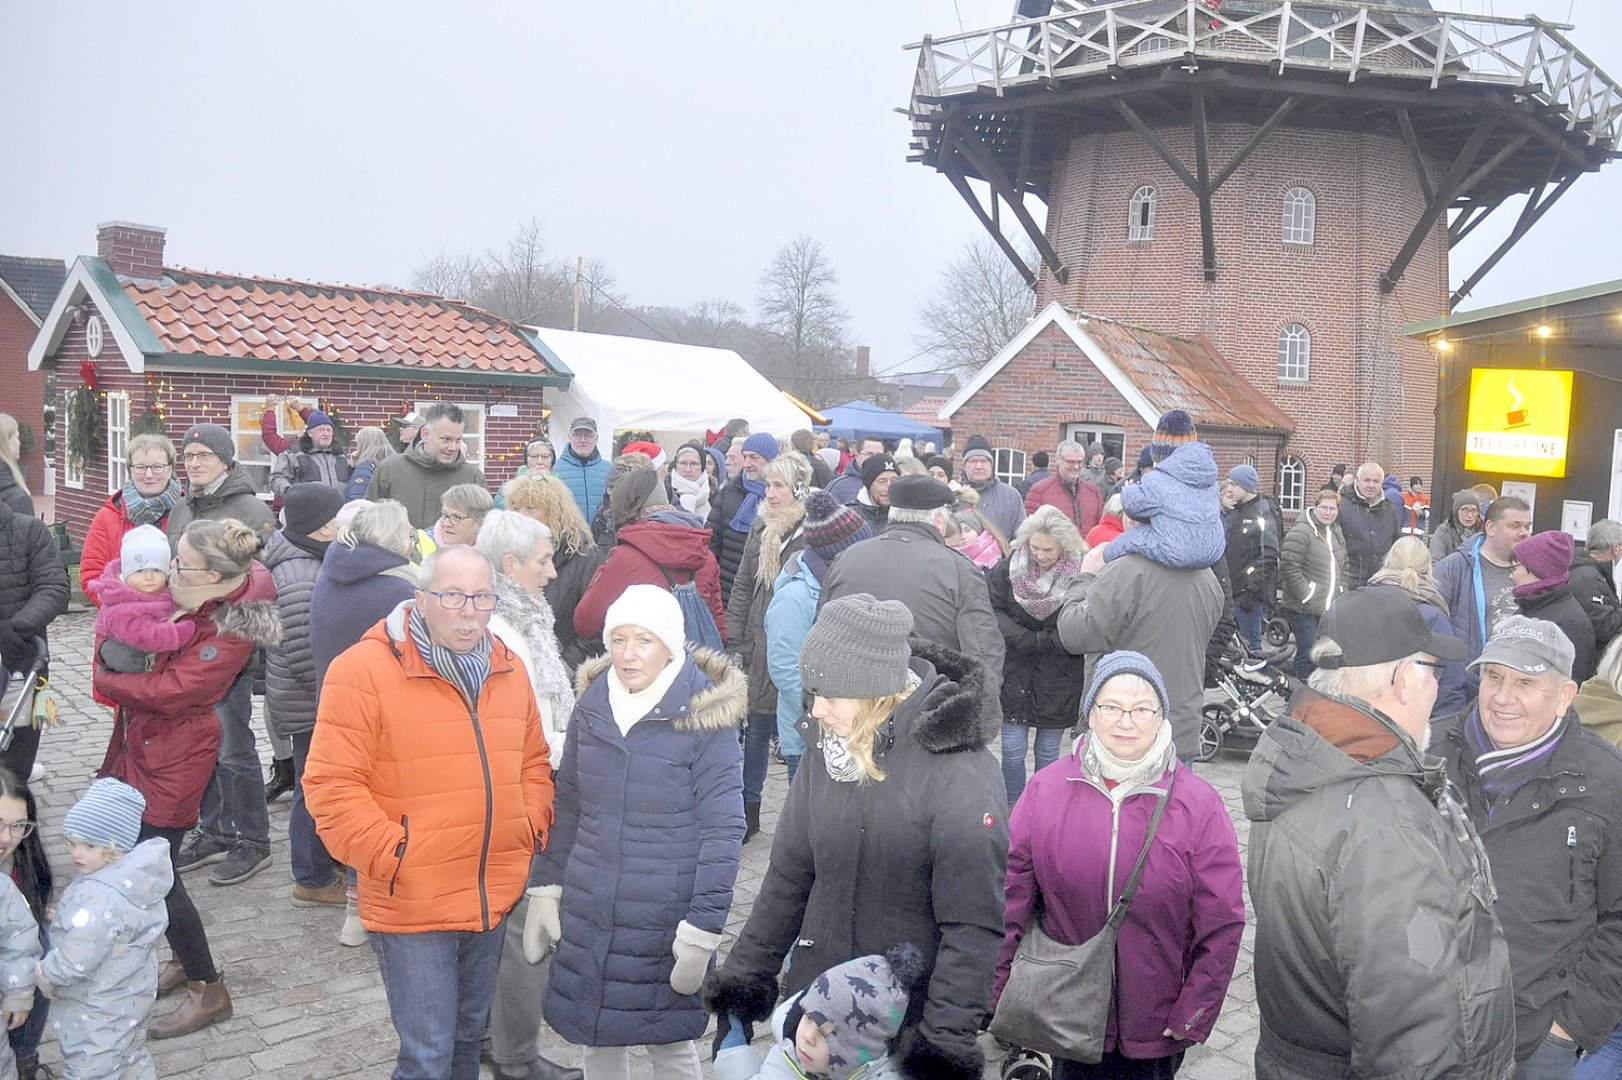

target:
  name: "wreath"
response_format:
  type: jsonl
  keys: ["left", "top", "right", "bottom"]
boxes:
{"left": 66, "top": 384, "right": 104, "bottom": 474}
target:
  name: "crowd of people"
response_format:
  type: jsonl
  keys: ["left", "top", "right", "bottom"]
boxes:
{"left": 3, "top": 390, "right": 1622, "bottom": 1080}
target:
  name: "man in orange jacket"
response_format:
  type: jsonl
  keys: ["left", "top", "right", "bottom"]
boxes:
{"left": 304, "top": 545, "right": 555, "bottom": 1080}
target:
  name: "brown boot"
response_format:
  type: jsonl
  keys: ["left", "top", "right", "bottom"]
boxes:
{"left": 157, "top": 958, "right": 186, "bottom": 996}
{"left": 149, "top": 976, "right": 232, "bottom": 1039}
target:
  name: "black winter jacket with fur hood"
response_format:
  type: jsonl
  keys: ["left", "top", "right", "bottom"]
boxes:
{"left": 705, "top": 640, "right": 1007, "bottom": 1080}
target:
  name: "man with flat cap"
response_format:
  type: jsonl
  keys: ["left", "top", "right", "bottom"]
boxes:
{"left": 820, "top": 475, "right": 1004, "bottom": 725}
{"left": 1244, "top": 587, "right": 1515, "bottom": 1079}
{"left": 1432, "top": 615, "right": 1622, "bottom": 1078}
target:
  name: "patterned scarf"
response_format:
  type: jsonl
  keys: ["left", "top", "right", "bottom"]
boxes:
{"left": 728, "top": 476, "right": 767, "bottom": 534}
{"left": 492, "top": 572, "right": 575, "bottom": 728}
{"left": 407, "top": 605, "right": 491, "bottom": 710}
{"left": 1009, "top": 544, "right": 1085, "bottom": 621}
{"left": 122, "top": 479, "right": 181, "bottom": 526}
{"left": 1466, "top": 706, "right": 1568, "bottom": 817}
{"left": 755, "top": 502, "right": 806, "bottom": 587}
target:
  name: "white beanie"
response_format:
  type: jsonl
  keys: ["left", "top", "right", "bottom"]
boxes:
{"left": 120, "top": 524, "right": 171, "bottom": 582}
{"left": 603, "top": 583, "right": 687, "bottom": 660}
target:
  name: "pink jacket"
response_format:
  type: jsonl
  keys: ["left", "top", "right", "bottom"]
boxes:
{"left": 88, "top": 561, "right": 195, "bottom": 654}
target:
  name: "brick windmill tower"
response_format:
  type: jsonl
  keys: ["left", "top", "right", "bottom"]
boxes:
{"left": 910, "top": 0, "right": 1620, "bottom": 491}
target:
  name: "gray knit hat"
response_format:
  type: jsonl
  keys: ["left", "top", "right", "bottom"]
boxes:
{"left": 799, "top": 594, "right": 913, "bottom": 699}
{"left": 179, "top": 423, "right": 236, "bottom": 465}
{"left": 62, "top": 777, "right": 145, "bottom": 854}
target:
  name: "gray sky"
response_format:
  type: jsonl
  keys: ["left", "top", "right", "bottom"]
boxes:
{"left": 3, "top": 1, "right": 1618, "bottom": 380}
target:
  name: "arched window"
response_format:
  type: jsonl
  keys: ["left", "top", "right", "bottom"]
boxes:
{"left": 1129, "top": 186, "right": 1156, "bottom": 241}
{"left": 1278, "top": 323, "right": 1311, "bottom": 382}
{"left": 1278, "top": 455, "right": 1306, "bottom": 514}
{"left": 1136, "top": 34, "right": 1172, "bottom": 55}
{"left": 1283, "top": 187, "right": 1316, "bottom": 245}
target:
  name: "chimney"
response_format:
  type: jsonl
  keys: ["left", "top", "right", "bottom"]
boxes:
{"left": 855, "top": 345, "right": 870, "bottom": 378}
{"left": 97, "top": 221, "right": 167, "bottom": 279}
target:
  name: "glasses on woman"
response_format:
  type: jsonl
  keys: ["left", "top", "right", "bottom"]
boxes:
{"left": 1092, "top": 703, "right": 1162, "bottom": 726}
{"left": 170, "top": 557, "right": 212, "bottom": 578}
{"left": 130, "top": 463, "right": 172, "bottom": 475}
{"left": 439, "top": 509, "right": 471, "bottom": 527}
{"left": 426, "top": 590, "right": 499, "bottom": 612}
{"left": 0, "top": 820, "right": 36, "bottom": 838}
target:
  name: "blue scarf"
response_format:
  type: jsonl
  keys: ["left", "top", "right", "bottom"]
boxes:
{"left": 728, "top": 476, "right": 766, "bottom": 534}
{"left": 407, "top": 606, "right": 491, "bottom": 710}
{"left": 121, "top": 478, "right": 181, "bottom": 527}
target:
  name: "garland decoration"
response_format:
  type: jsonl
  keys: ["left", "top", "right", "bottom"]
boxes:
{"left": 66, "top": 384, "right": 104, "bottom": 473}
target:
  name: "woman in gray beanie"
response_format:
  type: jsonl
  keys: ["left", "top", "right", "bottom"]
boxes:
{"left": 705, "top": 593, "right": 1008, "bottom": 1080}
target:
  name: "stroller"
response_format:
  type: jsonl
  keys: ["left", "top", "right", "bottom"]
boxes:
{"left": 1196, "top": 631, "right": 1296, "bottom": 762}
{"left": 0, "top": 636, "right": 48, "bottom": 754}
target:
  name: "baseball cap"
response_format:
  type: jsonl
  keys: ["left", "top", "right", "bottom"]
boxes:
{"left": 1316, "top": 587, "right": 1468, "bottom": 668}
{"left": 1468, "top": 615, "right": 1575, "bottom": 679}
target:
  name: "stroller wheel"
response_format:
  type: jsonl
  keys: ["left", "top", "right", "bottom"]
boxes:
{"left": 1001, "top": 1048, "right": 1053, "bottom": 1080}
{"left": 1264, "top": 616, "right": 1292, "bottom": 649}
{"left": 1198, "top": 704, "right": 1227, "bottom": 763}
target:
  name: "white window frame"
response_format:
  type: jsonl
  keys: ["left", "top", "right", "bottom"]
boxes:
{"left": 1278, "top": 323, "right": 1311, "bottom": 383}
{"left": 63, "top": 448, "right": 84, "bottom": 490}
{"left": 1283, "top": 187, "right": 1316, "bottom": 245}
{"left": 416, "top": 401, "right": 486, "bottom": 466}
{"left": 1061, "top": 423, "right": 1127, "bottom": 466}
{"left": 1135, "top": 34, "right": 1172, "bottom": 54}
{"left": 1128, "top": 186, "right": 1157, "bottom": 241}
{"left": 228, "top": 393, "right": 289, "bottom": 494}
{"left": 993, "top": 448, "right": 1027, "bottom": 488}
{"left": 106, "top": 391, "right": 130, "bottom": 494}
{"left": 1278, "top": 455, "right": 1306, "bottom": 514}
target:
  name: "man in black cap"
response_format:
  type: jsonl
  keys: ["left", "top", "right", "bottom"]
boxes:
{"left": 1243, "top": 587, "right": 1514, "bottom": 1078}
{"left": 820, "top": 475, "right": 1004, "bottom": 722}
{"left": 1431, "top": 616, "right": 1622, "bottom": 1074}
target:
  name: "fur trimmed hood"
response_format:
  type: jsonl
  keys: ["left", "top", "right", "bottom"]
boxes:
{"left": 209, "top": 562, "right": 283, "bottom": 650}
{"left": 575, "top": 645, "right": 746, "bottom": 732}
{"left": 903, "top": 638, "right": 995, "bottom": 752}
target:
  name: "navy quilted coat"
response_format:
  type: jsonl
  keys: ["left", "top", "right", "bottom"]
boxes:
{"left": 537, "top": 647, "right": 746, "bottom": 1047}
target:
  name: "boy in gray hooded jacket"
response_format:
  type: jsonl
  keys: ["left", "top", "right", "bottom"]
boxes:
{"left": 38, "top": 778, "right": 172, "bottom": 1080}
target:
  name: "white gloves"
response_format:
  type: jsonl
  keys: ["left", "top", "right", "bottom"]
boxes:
{"left": 522, "top": 885, "right": 563, "bottom": 964}
{"left": 670, "top": 920, "right": 725, "bottom": 996}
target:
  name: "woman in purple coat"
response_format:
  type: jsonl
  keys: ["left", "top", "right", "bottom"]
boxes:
{"left": 993, "top": 651, "right": 1245, "bottom": 1079}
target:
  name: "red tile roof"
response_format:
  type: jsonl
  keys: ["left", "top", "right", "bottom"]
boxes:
{"left": 902, "top": 395, "right": 949, "bottom": 427}
{"left": 122, "top": 268, "right": 556, "bottom": 376}
{"left": 1080, "top": 314, "right": 1295, "bottom": 433}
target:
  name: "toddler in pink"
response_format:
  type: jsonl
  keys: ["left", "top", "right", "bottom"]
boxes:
{"left": 86, "top": 525, "right": 195, "bottom": 662}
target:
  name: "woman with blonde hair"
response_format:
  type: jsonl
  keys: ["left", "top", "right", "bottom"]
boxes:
{"left": 344, "top": 427, "right": 394, "bottom": 501}
{"left": 1369, "top": 534, "right": 1465, "bottom": 716}
{"left": 988, "top": 506, "right": 1090, "bottom": 804}
{"left": 81, "top": 432, "right": 182, "bottom": 599}
{"left": 506, "top": 472, "right": 605, "bottom": 670}
{"left": 0, "top": 413, "right": 32, "bottom": 515}
{"left": 706, "top": 593, "right": 1007, "bottom": 1080}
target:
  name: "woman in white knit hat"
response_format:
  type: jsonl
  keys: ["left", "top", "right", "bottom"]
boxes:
{"left": 527, "top": 584, "right": 746, "bottom": 1080}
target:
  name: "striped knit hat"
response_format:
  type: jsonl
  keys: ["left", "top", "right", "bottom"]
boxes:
{"left": 800, "top": 491, "right": 873, "bottom": 582}
{"left": 1150, "top": 409, "right": 1198, "bottom": 462}
{"left": 62, "top": 777, "right": 145, "bottom": 854}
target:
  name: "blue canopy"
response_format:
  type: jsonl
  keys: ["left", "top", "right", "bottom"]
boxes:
{"left": 814, "top": 400, "right": 945, "bottom": 448}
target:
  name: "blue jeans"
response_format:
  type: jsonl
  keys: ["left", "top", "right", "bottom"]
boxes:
{"left": 1001, "top": 724, "right": 1064, "bottom": 805}
{"left": 1577, "top": 1023, "right": 1622, "bottom": 1079}
{"left": 289, "top": 730, "right": 339, "bottom": 888}
{"left": 1236, "top": 596, "right": 1267, "bottom": 653}
{"left": 1285, "top": 611, "right": 1320, "bottom": 681}
{"left": 743, "top": 712, "right": 773, "bottom": 807}
{"left": 197, "top": 670, "right": 271, "bottom": 855}
{"left": 371, "top": 924, "right": 506, "bottom": 1080}
{"left": 1520, "top": 1030, "right": 1580, "bottom": 1080}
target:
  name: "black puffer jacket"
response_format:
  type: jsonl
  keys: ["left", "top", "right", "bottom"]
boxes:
{"left": 261, "top": 530, "right": 325, "bottom": 738}
{"left": 0, "top": 469, "right": 31, "bottom": 517}
{"left": 706, "top": 476, "right": 753, "bottom": 599}
{"left": 1516, "top": 583, "right": 1599, "bottom": 686}
{"left": 547, "top": 542, "right": 607, "bottom": 673}
{"left": 1337, "top": 489, "right": 1401, "bottom": 588}
{"left": 1433, "top": 710, "right": 1622, "bottom": 1062}
{"left": 987, "top": 555, "right": 1085, "bottom": 728}
{"left": 705, "top": 642, "right": 1008, "bottom": 1080}
{"left": 0, "top": 500, "right": 68, "bottom": 674}
{"left": 1570, "top": 547, "right": 1622, "bottom": 651}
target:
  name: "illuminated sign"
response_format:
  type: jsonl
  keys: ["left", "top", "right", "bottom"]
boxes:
{"left": 1464, "top": 368, "right": 1573, "bottom": 478}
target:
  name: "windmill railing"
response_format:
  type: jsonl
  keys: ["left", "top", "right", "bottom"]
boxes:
{"left": 908, "top": 0, "right": 1622, "bottom": 150}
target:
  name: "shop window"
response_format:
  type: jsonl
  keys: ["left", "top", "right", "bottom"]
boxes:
{"left": 1283, "top": 187, "right": 1316, "bottom": 245}
{"left": 1129, "top": 186, "right": 1157, "bottom": 241}
{"left": 106, "top": 391, "right": 130, "bottom": 494}
{"left": 1278, "top": 323, "right": 1311, "bottom": 383}
{"left": 415, "top": 401, "right": 485, "bottom": 465}
{"left": 230, "top": 394, "right": 292, "bottom": 493}
{"left": 1278, "top": 454, "right": 1306, "bottom": 514}
{"left": 993, "top": 448, "right": 1027, "bottom": 488}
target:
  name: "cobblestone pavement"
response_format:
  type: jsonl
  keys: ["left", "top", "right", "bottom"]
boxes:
{"left": 34, "top": 609, "right": 1260, "bottom": 1078}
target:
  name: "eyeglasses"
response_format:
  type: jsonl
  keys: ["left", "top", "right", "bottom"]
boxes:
{"left": 169, "top": 558, "right": 211, "bottom": 577}
{"left": 439, "top": 510, "right": 471, "bottom": 526}
{"left": 1412, "top": 658, "right": 1447, "bottom": 676}
{"left": 0, "top": 820, "right": 36, "bottom": 838}
{"left": 130, "top": 463, "right": 172, "bottom": 475}
{"left": 180, "top": 450, "right": 218, "bottom": 464}
{"left": 1092, "top": 703, "right": 1162, "bottom": 726}
{"left": 426, "top": 590, "right": 498, "bottom": 612}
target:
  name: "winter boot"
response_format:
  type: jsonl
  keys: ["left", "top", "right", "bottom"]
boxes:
{"left": 157, "top": 957, "right": 186, "bottom": 996}
{"left": 339, "top": 893, "right": 368, "bottom": 947}
{"left": 149, "top": 976, "right": 233, "bottom": 1039}
{"left": 743, "top": 802, "right": 761, "bottom": 843}
{"left": 264, "top": 756, "right": 295, "bottom": 803}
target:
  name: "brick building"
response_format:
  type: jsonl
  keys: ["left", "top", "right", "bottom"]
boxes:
{"left": 0, "top": 255, "right": 67, "bottom": 496}
{"left": 27, "top": 222, "right": 569, "bottom": 541}
{"left": 909, "top": 0, "right": 1620, "bottom": 516}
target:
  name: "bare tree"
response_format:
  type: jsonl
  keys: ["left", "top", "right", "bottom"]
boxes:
{"left": 755, "top": 235, "right": 852, "bottom": 400}
{"left": 408, "top": 219, "right": 626, "bottom": 330}
{"left": 914, "top": 238, "right": 1037, "bottom": 375}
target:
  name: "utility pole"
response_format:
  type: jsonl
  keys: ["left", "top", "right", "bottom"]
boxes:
{"left": 572, "top": 256, "right": 583, "bottom": 332}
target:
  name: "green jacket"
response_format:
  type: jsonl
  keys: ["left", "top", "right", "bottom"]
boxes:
{"left": 1278, "top": 509, "right": 1346, "bottom": 617}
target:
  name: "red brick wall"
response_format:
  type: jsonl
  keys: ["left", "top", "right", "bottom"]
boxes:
{"left": 0, "top": 296, "right": 45, "bottom": 494}
{"left": 1030, "top": 124, "right": 1447, "bottom": 486}
{"left": 45, "top": 293, "right": 552, "bottom": 543}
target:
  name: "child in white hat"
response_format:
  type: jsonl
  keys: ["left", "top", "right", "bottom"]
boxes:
{"left": 85, "top": 525, "right": 195, "bottom": 672}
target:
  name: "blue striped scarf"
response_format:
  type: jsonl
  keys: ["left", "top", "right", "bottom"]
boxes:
{"left": 1466, "top": 706, "right": 1567, "bottom": 817}
{"left": 407, "top": 606, "right": 491, "bottom": 710}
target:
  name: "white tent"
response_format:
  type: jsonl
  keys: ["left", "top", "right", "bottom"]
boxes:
{"left": 529, "top": 326, "right": 811, "bottom": 449}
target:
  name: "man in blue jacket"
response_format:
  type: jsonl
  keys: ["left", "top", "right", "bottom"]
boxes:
{"left": 1435, "top": 495, "right": 1533, "bottom": 692}
{"left": 556, "top": 417, "right": 613, "bottom": 524}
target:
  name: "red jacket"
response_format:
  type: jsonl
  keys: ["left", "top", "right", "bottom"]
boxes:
{"left": 94, "top": 563, "right": 280, "bottom": 828}
{"left": 573, "top": 518, "right": 726, "bottom": 642}
{"left": 80, "top": 492, "right": 172, "bottom": 607}
{"left": 1024, "top": 474, "right": 1105, "bottom": 534}
{"left": 1085, "top": 515, "right": 1125, "bottom": 549}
